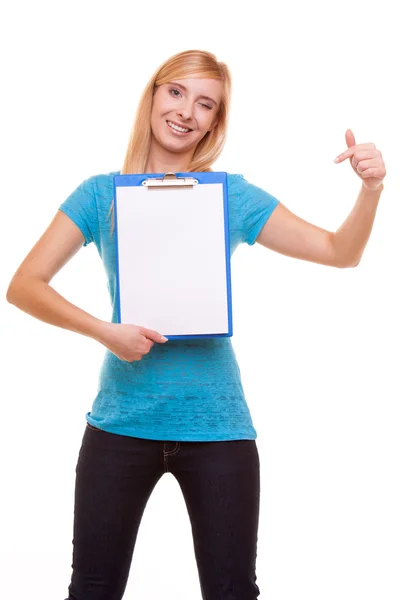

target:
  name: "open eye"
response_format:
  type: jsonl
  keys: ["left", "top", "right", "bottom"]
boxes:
{"left": 170, "top": 88, "right": 182, "bottom": 98}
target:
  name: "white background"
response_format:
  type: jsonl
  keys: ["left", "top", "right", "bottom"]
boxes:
{"left": 1, "top": 1, "right": 399, "bottom": 599}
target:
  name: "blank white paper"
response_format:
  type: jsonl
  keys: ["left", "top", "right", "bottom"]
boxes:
{"left": 115, "top": 182, "right": 230, "bottom": 336}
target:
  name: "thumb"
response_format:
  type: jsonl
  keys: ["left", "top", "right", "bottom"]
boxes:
{"left": 345, "top": 128, "right": 356, "bottom": 148}
{"left": 140, "top": 327, "right": 169, "bottom": 343}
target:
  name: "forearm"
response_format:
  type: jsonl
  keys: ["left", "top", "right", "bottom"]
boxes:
{"left": 6, "top": 276, "right": 106, "bottom": 342}
{"left": 333, "top": 184, "right": 383, "bottom": 266}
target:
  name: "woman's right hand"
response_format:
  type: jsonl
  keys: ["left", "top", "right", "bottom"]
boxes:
{"left": 96, "top": 322, "right": 169, "bottom": 362}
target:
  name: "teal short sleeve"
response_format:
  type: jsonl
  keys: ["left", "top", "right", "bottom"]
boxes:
{"left": 236, "top": 175, "right": 280, "bottom": 246}
{"left": 58, "top": 177, "right": 97, "bottom": 247}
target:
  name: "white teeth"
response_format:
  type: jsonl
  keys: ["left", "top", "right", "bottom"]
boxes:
{"left": 167, "top": 120, "right": 190, "bottom": 133}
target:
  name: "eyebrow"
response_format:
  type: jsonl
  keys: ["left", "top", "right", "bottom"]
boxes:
{"left": 169, "top": 81, "right": 217, "bottom": 106}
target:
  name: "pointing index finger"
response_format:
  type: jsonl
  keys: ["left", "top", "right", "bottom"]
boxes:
{"left": 334, "top": 146, "right": 356, "bottom": 163}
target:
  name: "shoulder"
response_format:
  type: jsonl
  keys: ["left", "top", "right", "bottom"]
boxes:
{"left": 226, "top": 172, "right": 279, "bottom": 201}
{"left": 87, "top": 170, "right": 119, "bottom": 185}
{"left": 226, "top": 173, "right": 258, "bottom": 199}
{"left": 82, "top": 170, "right": 120, "bottom": 197}
{"left": 226, "top": 172, "right": 246, "bottom": 192}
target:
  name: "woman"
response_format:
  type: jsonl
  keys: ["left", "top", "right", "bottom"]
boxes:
{"left": 6, "top": 50, "right": 386, "bottom": 600}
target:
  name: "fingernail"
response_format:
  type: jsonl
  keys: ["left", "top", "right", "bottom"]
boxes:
{"left": 334, "top": 157, "right": 340, "bottom": 163}
{"left": 161, "top": 336, "right": 168, "bottom": 342}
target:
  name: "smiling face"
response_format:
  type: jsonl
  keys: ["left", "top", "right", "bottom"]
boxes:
{"left": 149, "top": 77, "right": 223, "bottom": 158}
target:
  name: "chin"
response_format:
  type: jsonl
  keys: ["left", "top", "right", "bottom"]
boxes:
{"left": 159, "top": 138, "right": 189, "bottom": 153}
{"left": 160, "top": 134, "right": 197, "bottom": 153}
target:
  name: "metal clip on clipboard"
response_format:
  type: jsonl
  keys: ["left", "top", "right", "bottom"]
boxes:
{"left": 142, "top": 172, "right": 199, "bottom": 188}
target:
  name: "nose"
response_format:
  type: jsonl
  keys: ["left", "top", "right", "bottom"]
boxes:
{"left": 177, "top": 102, "right": 193, "bottom": 122}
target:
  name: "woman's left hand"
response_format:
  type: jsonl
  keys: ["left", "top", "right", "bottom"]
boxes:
{"left": 334, "top": 129, "right": 386, "bottom": 190}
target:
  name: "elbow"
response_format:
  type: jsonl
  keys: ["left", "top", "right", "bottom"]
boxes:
{"left": 336, "top": 258, "right": 361, "bottom": 268}
{"left": 333, "top": 246, "right": 362, "bottom": 268}
{"left": 347, "top": 255, "right": 362, "bottom": 267}
{"left": 6, "top": 275, "right": 23, "bottom": 304}
{"left": 331, "top": 236, "right": 361, "bottom": 268}
{"left": 6, "top": 282, "right": 17, "bottom": 304}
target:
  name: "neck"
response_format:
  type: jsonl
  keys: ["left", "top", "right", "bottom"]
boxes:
{"left": 145, "top": 138, "right": 195, "bottom": 174}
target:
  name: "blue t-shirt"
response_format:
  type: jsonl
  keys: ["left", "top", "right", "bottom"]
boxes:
{"left": 58, "top": 171, "right": 279, "bottom": 441}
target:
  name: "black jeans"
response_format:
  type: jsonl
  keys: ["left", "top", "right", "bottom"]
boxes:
{"left": 64, "top": 423, "right": 261, "bottom": 600}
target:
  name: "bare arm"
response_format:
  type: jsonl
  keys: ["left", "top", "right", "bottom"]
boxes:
{"left": 331, "top": 184, "right": 382, "bottom": 267}
{"left": 256, "top": 131, "right": 385, "bottom": 267}
{"left": 255, "top": 184, "right": 383, "bottom": 268}
{"left": 6, "top": 211, "right": 105, "bottom": 342}
{"left": 6, "top": 210, "right": 168, "bottom": 362}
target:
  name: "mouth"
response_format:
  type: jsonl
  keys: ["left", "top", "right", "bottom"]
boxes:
{"left": 166, "top": 120, "right": 193, "bottom": 135}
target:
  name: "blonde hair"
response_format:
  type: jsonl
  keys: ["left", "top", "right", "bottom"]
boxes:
{"left": 107, "top": 49, "right": 232, "bottom": 234}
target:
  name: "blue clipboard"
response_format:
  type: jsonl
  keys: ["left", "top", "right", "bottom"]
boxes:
{"left": 113, "top": 171, "right": 233, "bottom": 340}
